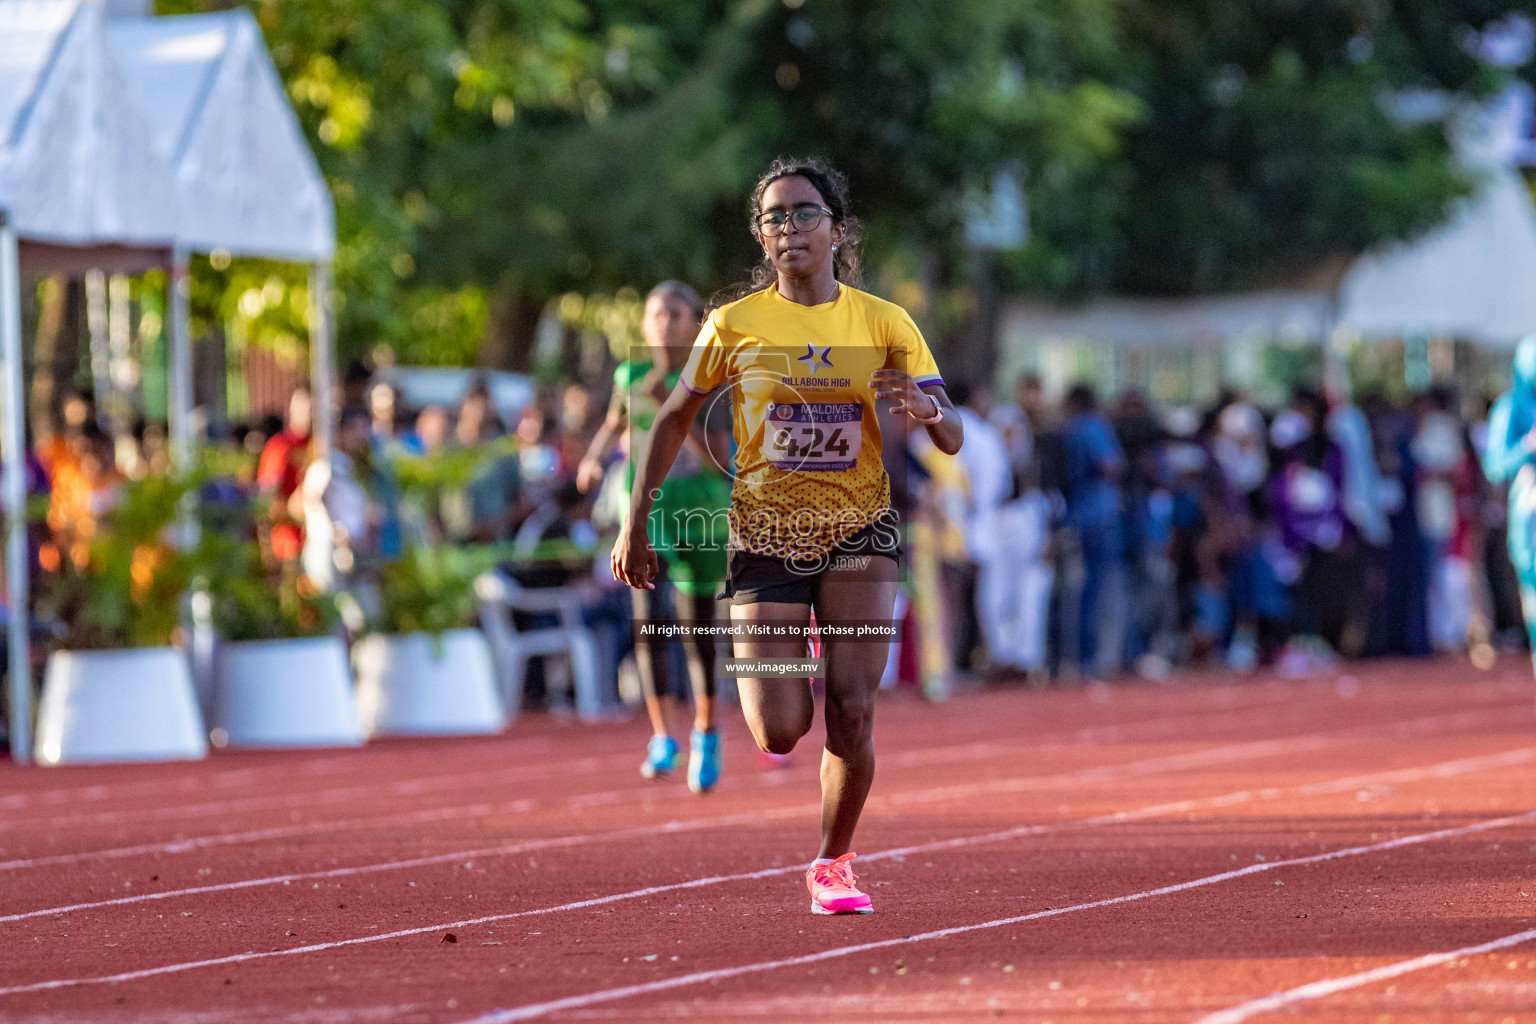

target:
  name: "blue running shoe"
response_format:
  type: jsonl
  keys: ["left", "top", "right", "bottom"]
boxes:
{"left": 640, "top": 735, "right": 679, "bottom": 779}
{"left": 688, "top": 729, "right": 722, "bottom": 793}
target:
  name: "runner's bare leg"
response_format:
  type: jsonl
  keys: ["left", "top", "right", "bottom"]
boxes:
{"left": 730, "top": 599, "right": 814, "bottom": 753}
{"left": 812, "top": 555, "right": 899, "bottom": 859}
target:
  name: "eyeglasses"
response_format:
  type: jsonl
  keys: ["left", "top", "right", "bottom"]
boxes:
{"left": 756, "top": 204, "right": 833, "bottom": 236}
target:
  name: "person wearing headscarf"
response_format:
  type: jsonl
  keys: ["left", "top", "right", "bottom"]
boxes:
{"left": 1413, "top": 388, "right": 1477, "bottom": 653}
{"left": 1480, "top": 335, "right": 1536, "bottom": 672}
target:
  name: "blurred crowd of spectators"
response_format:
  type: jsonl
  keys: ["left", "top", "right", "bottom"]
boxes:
{"left": 19, "top": 363, "right": 1520, "bottom": 711}
{"left": 940, "top": 377, "right": 1521, "bottom": 684}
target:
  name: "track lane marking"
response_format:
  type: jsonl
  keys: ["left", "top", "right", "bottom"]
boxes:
{"left": 0, "top": 737, "right": 574, "bottom": 813}
{"left": 1194, "top": 926, "right": 1536, "bottom": 1023}
{"left": 0, "top": 718, "right": 1517, "bottom": 927}
{"left": 3, "top": 718, "right": 1524, "bottom": 923}
{"left": 0, "top": 753, "right": 640, "bottom": 834}
{"left": 0, "top": 691, "right": 1352, "bottom": 832}
{"left": 447, "top": 808, "right": 1536, "bottom": 1023}
{"left": 0, "top": 799, "right": 542, "bottom": 872}
{"left": 1, "top": 745, "right": 1531, "bottom": 987}
{"left": 3, "top": 799, "right": 1525, "bottom": 1008}
{"left": 0, "top": 703, "right": 1506, "bottom": 875}
{"left": 1, "top": 678, "right": 1518, "bottom": 825}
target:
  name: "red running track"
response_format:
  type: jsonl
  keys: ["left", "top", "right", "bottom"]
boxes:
{"left": 2, "top": 659, "right": 1536, "bottom": 1022}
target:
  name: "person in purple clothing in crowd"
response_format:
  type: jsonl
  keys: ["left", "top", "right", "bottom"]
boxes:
{"left": 1267, "top": 388, "right": 1350, "bottom": 675}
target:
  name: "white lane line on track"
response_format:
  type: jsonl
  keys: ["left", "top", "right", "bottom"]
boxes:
{"left": 885, "top": 705, "right": 1524, "bottom": 811}
{"left": 0, "top": 739, "right": 1253, "bottom": 872}
{"left": 5, "top": 799, "right": 1529, "bottom": 1008}
{"left": 0, "top": 737, "right": 571, "bottom": 813}
{"left": 1, "top": 740, "right": 1530, "bottom": 981}
{"left": 0, "top": 701, "right": 1359, "bottom": 864}
{"left": 1193, "top": 926, "right": 1536, "bottom": 1023}
{"left": 0, "top": 701, "right": 1506, "bottom": 876}
{"left": 1, "top": 708, "right": 1519, "bottom": 924}
{"left": 0, "top": 753, "right": 639, "bottom": 835}
{"left": 449, "top": 807, "right": 1536, "bottom": 1024}
{"left": 2, "top": 678, "right": 1517, "bottom": 826}
{"left": 0, "top": 690, "right": 1338, "bottom": 832}
{"left": 0, "top": 799, "right": 541, "bottom": 873}
{"left": 0, "top": 714, "right": 1522, "bottom": 922}
{"left": 0, "top": 672, "right": 1348, "bottom": 812}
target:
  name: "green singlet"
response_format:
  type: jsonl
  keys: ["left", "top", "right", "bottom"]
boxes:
{"left": 611, "top": 358, "right": 730, "bottom": 596}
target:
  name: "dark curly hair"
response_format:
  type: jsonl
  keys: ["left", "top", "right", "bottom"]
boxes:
{"left": 747, "top": 157, "right": 864, "bottom": 290}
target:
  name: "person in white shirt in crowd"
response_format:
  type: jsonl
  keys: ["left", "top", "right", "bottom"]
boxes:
{"left": 1412, "top": 388, "right": 1477, "bottom": 653}
{"left": 949, "top": 382, "right": 1015, "bottom": 676}
{"left": 987, "top": 461, "right": 1055, "bottom": 678}
{"left": 301, "top": 406, "right": 376, "bottom": 595}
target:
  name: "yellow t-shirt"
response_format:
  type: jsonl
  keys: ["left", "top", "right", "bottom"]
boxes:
{"left": 679, "top": 282, "right": 944, "bottom": 560}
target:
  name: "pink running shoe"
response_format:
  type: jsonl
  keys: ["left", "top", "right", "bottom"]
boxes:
{"left": 806, "top": 853, "right": 874, "bottom": 915}
{"left": 758, "top": 749, "right": 792, "bottom": 769}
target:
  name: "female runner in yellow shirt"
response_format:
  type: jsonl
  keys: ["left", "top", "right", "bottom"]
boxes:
{"left": 612, "top": 158, "right": 963, "bottom": 915}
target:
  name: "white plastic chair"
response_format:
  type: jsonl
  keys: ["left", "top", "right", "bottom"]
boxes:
{"left": 475, "top": 570, "right": 603, "bottom": 722}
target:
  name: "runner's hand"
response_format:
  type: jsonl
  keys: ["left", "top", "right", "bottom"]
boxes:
{"left": 611, "top": 520, "right": 658, "bottom": 590}
{"left": 870, "top": 369, "right": 938, "bottom": 419}
{"left": 576, "top": 456, "right": 605, "bottom": 494}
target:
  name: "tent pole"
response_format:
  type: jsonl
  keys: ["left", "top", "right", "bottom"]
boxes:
{"left": 85, "top": 269, "right": 109, "bottom": 431}
{"left": 168, "top": 245, "right": 193, "bottom": 468}
{"left": 308, "top": 261, "right": 334, "bottom": 459}
{"left": 0, "top": 213, "right": 32, "bottom": 765}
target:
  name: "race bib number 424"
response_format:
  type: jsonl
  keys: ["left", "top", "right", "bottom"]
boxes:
{"left": 763, "top": 402, "right": 861, "bottom": 471}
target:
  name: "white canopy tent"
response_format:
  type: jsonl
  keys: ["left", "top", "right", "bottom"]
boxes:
{"left": 1336, "top": 107, "right": 1536, "bottom": 346}
{"left": 107, "top": 11, "right": 334, "bottom": 263}
{"left": 106, "top": 7, "right": 338, "bottom": 461}
{"left": 0, "top": 1, "right": 178, "bottom": 248}
{"left": 0, "top": 0, "right": 336, "bottom": 764}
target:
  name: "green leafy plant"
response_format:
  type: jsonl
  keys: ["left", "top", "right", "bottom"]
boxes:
{"left": 36, "top": 471, "right": 212, "bottom": 650}
{"left": 204, "top": 532, "right": 340, "bottom": 643}
{"left": 391, "top": 437, "right": 516, "bottom": 495}
{"left": 375, "top": 543, "right": 499, "bottom": 636}
{"left": 374, "top": 439, "right": 519, "bottom": 640}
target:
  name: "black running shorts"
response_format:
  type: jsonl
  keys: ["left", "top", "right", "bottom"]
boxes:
{"left": 719, "top": 510, "right": 901, "bottom": 606}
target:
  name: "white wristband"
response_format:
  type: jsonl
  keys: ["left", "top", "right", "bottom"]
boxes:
{"left": 911, "top": 397, "right": 943, "bottom": 425}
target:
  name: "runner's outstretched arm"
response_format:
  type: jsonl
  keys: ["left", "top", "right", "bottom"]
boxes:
{"left": 611, "top": 383, "right": 708, "bottom": 590}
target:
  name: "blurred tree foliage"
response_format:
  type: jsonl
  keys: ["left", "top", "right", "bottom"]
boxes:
{"left": 161, "top": 0, "right": 608, "bottom": 368}
{"left": 430, "top": 0, "right": 1139, "bottom": 379}
{"left": 1046, "top": 0, "right": 1536, "bottom": 297}
{"left": 163, "top": 0, "right": 1531, "bottom": 378}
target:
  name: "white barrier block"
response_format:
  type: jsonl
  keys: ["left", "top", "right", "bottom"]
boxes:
{"left": 353, "top": 629, "right": 504, "bottom": 737}
{"left": 35, "top": 647, "right": 208, "bottom": 765}
{"left": 214, "top": 636, "right": 362, "bottom": 748}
